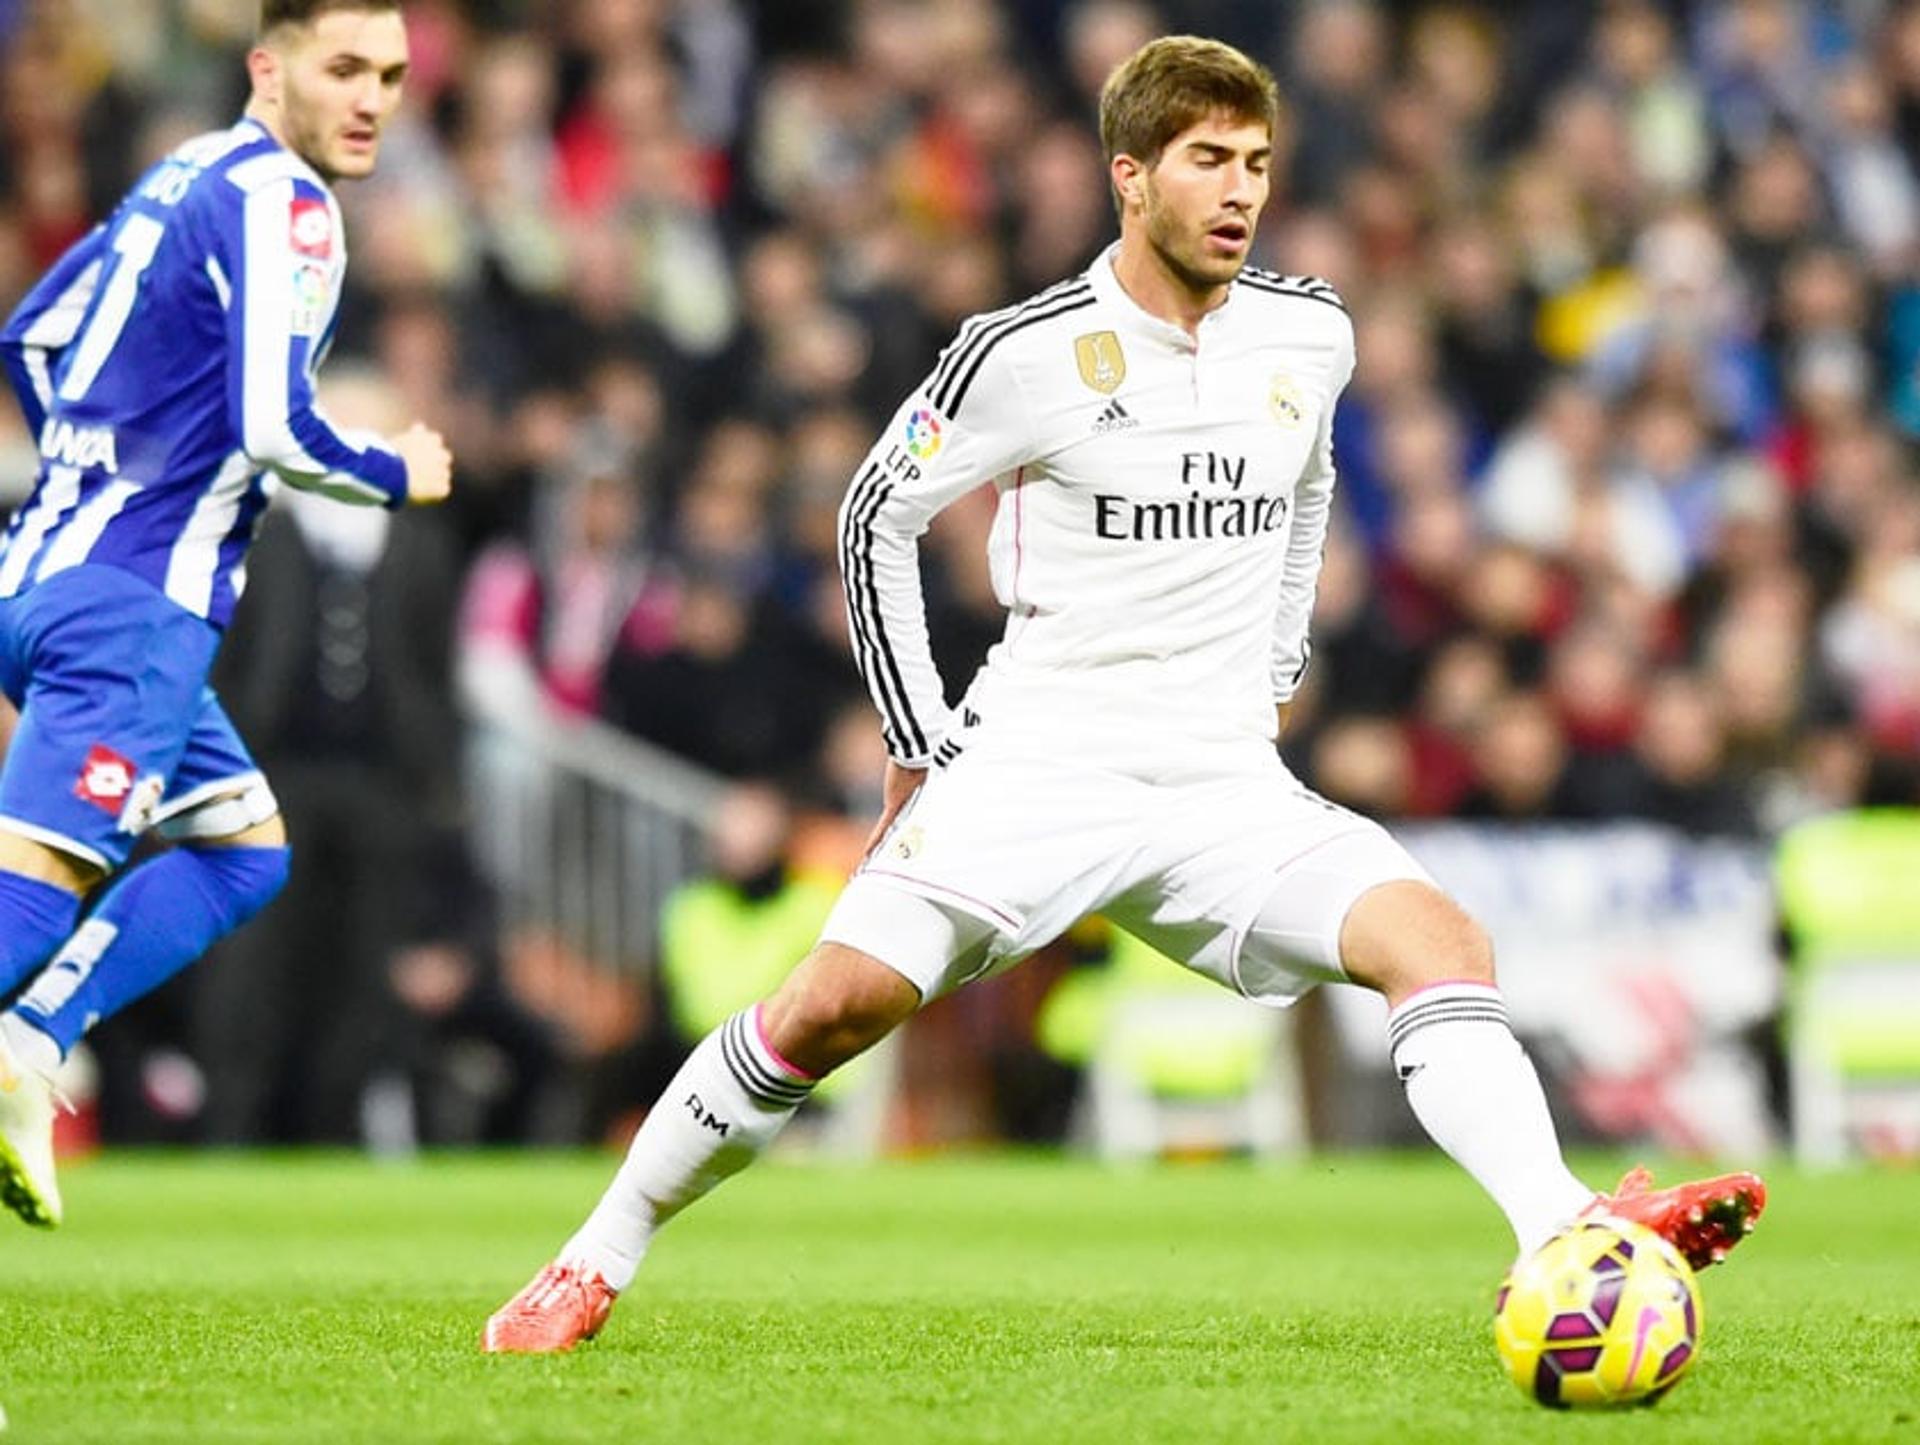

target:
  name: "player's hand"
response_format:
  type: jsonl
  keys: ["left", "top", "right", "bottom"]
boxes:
{"left": 1275, "top": 701, "right": 1294, "bottom": 738}
{"left": 391, "top": 421, "right": 453, "bottom": 504}
{"left": 862, "top": 760, "right": 928, "bottom": 859}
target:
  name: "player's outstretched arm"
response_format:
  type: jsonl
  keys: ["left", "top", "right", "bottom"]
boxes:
{"left": 390, "top": 421, "right": 452, "bottom": 505}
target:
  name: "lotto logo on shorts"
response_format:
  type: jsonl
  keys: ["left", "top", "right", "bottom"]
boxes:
{"left": 290, "top": 198, "right": 333, "bottom": 258}
{"left": 73, "top": 743, "right": 138, "bottom": 813}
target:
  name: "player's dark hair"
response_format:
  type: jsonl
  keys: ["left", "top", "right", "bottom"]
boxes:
{"left": 1099, "top": 35, "right": 1279, "bottom": 171}
{"left": 259, "top": 0, "right": 400, "bottom": 35}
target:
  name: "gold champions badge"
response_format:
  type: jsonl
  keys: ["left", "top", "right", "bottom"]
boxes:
{"left": 1074, "top": 331, "right": 1126, "bottom": 394}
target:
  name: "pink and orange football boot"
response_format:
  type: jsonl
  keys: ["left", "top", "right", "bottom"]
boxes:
{"left": 1587, "top": 1165, "right": 1767, "bottom": 1270}
{"left": 481, "top": 1261, "right": 618, "bottom": 1354}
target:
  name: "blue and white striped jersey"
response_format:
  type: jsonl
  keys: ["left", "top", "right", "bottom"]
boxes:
{"left": 0, "top": 116, "right": 407, "bottom": 627}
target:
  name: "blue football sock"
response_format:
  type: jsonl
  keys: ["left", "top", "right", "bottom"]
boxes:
{"left": 12, "top": 844, "right": 290, "bottom": 1057}
{"left": 0, "top": 869, "right": 83, "bottom": 997}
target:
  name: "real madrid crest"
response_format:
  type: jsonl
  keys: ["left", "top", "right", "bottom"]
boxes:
{"left": 1268, "top": 371, "right": 1306, "bottom": 428}
{"left": 1074, "top": 331, "right": 1126, "bottom": 394}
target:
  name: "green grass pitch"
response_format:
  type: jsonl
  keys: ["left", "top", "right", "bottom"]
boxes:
{"left": 1, "top": 1151, "right": 1914, "bottom": 1443}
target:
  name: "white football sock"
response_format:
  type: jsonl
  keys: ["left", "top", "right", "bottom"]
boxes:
{"left": 561, "top": 1006, "right": 815, "bottom": 1290}
{"left": 1387, "top": 982, "right": 1595, "bottom": 1256}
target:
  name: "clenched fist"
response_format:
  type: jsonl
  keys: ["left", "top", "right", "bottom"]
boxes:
{"left": 391, "top": 421, "right": 453, "bottom": 504}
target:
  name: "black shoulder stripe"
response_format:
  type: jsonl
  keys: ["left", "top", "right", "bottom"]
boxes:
{"left": 928, "top": 280, "right": 1093, "bottom": 414}
{"left": 1236, "top": 273, "right": 1349, "bottom": 314}
{"left": 925, "top": 276, "right": 1090, "bottom": 403}
{"left": 926, "top": 316, "right": 997, "bottom": 412}
{"left": 928, "top": 279, "right": 1091, "bottom": 411}
{"left": 1241, "top": 264, "right": 1339, "bottom": 292}
{"left": 940, "top": 293, "right": 1099, "bottom": 416}
{"left": 1239, "top": 264, "right": 1341, "bottom": 296}
{"left": 1240, "top": 267, "right": 1340, "bottom": 292}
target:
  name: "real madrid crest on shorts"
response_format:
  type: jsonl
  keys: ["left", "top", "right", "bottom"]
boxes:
{"left": 1268, "top": 370, "right": 1305, "bottom": 428}
{"left": 1074, "top": 331, "right": 1126, "bottom": 394}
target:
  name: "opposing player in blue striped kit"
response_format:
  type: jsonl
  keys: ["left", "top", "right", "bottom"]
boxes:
{"left": 484, "top": 35, "right": 1762, "bottom": 1353}
{"left": 0, "top": 0, "right": 450, "bottom": 1226}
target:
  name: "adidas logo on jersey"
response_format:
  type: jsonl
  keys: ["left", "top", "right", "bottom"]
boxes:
{"left": 1091, "top": 398, "right": 1139, "bottom": 434}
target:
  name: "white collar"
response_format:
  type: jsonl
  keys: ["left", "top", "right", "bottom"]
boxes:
{"left": 1085, "top": 240, "right": 1241, "bottom": 346}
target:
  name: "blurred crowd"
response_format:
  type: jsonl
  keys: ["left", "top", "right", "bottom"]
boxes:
{"left": 3, "top": 0, "right": 1918, "bottom": 1144}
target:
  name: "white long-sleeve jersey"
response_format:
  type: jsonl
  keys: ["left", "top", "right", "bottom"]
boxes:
{"left": 838, "top": 243, "right": 1355, "bottom": 767}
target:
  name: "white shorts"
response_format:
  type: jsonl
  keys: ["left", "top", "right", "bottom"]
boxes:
{"left": 819, "top": 731, "right": 1433, "bottom": 1004}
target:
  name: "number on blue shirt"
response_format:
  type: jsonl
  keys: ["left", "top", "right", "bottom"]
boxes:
{"left": 58, "top": 212, "right": 167, "bottom": 404}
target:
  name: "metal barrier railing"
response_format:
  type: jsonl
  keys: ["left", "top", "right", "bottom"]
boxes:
{"left": 460, "top": 657, "right": 729, "bottom": 981}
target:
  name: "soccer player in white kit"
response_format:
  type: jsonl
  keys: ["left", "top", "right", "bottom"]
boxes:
{"left": 484, "top": 35, "right": 1764, "bottom": 1354}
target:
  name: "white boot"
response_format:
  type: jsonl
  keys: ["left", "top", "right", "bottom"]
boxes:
{"left": 0, "top": 1017, "right": 61, "bottom": 1227}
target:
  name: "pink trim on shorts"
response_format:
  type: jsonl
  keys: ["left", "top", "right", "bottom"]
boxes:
{"left": 751, "top": 1004, "right": 819, "bottom": 1083}
{"left": 859, "top": 868, "right": 1022, "bottom": 933}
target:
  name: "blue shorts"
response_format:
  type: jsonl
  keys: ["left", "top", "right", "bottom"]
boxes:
{"left": 0, "top": 565, "right": 259, "bottom": 870}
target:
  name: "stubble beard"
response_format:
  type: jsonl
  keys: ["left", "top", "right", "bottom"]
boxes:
{"left": 282, "top": 85, "right": 370, "bottom": 182}
{"left": 1145, "top": 198, "right": 1245, "bottom": 295}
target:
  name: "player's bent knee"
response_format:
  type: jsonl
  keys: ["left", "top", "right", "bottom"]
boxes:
{"left": 816, "top": 876, "right": 994, "bottom": 1006}
{"left": 1339, "top": 879, "right": 1495, "bottom": 1003}
{"left": 761, "top": 941, "right": 920, "bottom": 1077}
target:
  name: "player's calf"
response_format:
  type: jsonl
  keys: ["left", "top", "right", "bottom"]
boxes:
{"left": 757, "top": 941, "right": 920, "bottom": 1078}
{"left": 11, "top": 843, "right": 291, "bottom": 1062}
{"left": 1339, "top": 879, "right": 1495, "bottom": 1006}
